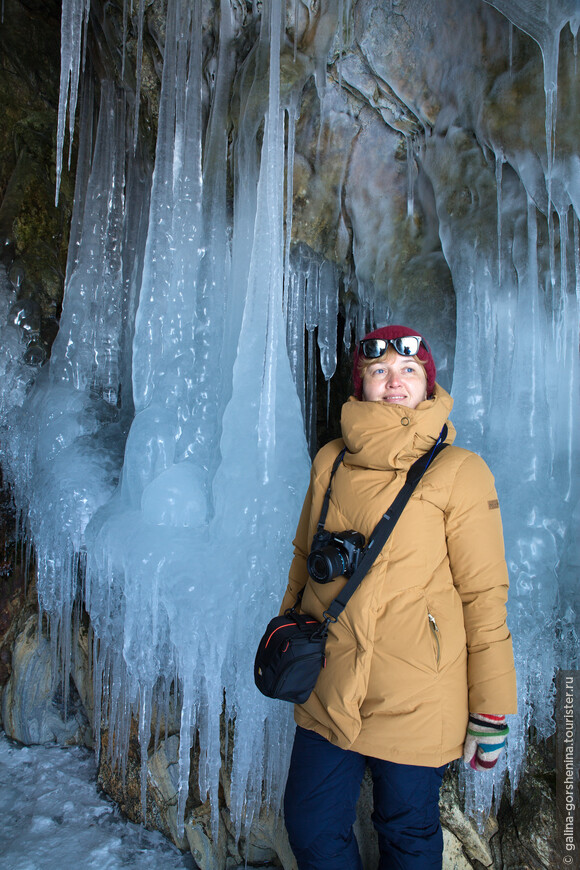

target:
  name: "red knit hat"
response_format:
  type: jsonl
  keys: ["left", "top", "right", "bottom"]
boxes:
{"left": 352, "top": 325, "right": 436, "bottom": 399}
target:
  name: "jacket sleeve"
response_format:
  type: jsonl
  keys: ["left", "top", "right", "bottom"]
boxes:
{"left": 445, "top": 452, "right": 517, "bottom": 714}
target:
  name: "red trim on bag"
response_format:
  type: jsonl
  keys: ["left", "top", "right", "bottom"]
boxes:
{"left": 265, "top": 620, "right": 319, "bottom": 648}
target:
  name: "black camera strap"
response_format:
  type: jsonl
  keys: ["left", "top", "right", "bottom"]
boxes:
{"left": 316, "top": 447, "right": 347, "bottom": 532}
{"left": 320, "top": 424, "right": 449, "bottom": 624}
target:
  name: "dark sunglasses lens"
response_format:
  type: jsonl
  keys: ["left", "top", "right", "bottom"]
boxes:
{"left": 360, "top": 335, "right": 429, "bottom": 359}
{"left": 360, "top": 339, "right": 387, "bottom": 359}
{"left": 394, "top": 336, "right": 421, "bottom": 356}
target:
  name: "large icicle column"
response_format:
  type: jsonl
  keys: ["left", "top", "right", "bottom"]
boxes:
{"left": 0, "top": 0, "right": 578, "bottom": 866}
{"left": 2, "top": 0, "right": 320, "bottom": 846}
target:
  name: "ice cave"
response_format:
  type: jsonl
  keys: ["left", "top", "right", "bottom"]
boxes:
{"left": 0, "top": 0, "right": 578, "bottom": 867}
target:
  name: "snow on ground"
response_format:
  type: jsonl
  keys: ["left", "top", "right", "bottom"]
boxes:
{"left": 0, "top": 731, "right": 195, "bottom": 870}
{"left": 0, "top": 731, "right": 279, "bottom": 869}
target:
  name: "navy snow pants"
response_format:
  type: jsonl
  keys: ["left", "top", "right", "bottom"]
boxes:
{"left": 284, "top": 726, "right": 446, "bottom": 870}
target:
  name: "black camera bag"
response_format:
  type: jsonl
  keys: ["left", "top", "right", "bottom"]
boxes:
{"left": 254, "top": 604, "right": 328, "bottom": 703}
{"left": 254, "top": 427, "right": 448, "bottom": 704}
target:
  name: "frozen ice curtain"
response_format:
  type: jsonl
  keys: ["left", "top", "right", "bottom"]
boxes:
{"left": 0, "top": 0, "right": 578, "bottom": 846}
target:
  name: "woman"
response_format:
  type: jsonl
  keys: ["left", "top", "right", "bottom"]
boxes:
{"left": 281, "top": 325, "right": 517, "bottom": 870}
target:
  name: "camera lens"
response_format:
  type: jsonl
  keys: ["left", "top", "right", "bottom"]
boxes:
{"left": 307, "top": 547, "right": 347, "bottom": 583}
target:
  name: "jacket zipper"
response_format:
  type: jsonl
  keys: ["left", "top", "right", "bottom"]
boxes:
{"left": 428, "top": 613, "right": 441, "bottom": 665}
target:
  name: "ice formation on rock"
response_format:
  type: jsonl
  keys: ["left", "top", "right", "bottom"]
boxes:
{"left": 0, "top": 0, "right": 578, "bottom": 846}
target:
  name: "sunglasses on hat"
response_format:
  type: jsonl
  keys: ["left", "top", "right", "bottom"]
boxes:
{"left": 359, "top": 335, "right": 430, "bottom": 359}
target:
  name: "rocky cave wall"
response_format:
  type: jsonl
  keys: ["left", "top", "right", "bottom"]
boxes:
{"left": 0, "top": 1, "right": 577, "bottom": 868}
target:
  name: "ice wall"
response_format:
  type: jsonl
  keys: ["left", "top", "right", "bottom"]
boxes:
{"left": 429, "top": 1, "right": 580, "bottom": 822}
{"left": 0, "top": 0, "right": 579, "bottom": 849}
{"left": 2, "top": 0, "right": 318, "bottom": 842}
{"left": 423, "top": 126, "right": 579, "bottom": 820}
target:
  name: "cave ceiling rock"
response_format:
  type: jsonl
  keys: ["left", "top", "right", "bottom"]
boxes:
{"left": 341, "top": 106, "right": 456, "bottom": 381}
{"left": 284, "top": 0, "right": 342, "bottom": 68}
{"left": 285, "top": 0, "right": 460, "bottom": 329}
{"left": 482, "top": 0, "right": 580, "bottom": 75}
{"left": 291, "top": 81, "right": 360, "bottom": 261}
{"left": 479, "top": 22, "right": 580, "bottom": 217}
{"left": 333, "top": 50, "right": 423, "bottom": 136}
{"left": 351, "top": 0, "right": 578, "bottom": 220}
{"left": 352, "top": 0, "right": 510, "bottom": 133}
{"left": 422, "top": 125, "right": 504, "bottom": 268}
{"left": 344, "top": 107, "right": 426, "bottom": 301}
{"left": 352, "top": 0, "right": 547, "bottom": 149}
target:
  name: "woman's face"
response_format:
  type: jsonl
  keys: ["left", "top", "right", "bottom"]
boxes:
{"left": 362, "top": 351, "right": 428, "bottom": 409}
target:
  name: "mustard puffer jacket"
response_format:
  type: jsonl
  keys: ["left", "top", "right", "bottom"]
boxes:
{"left": 280, "top": 386, "right": 517, "bottom": 767}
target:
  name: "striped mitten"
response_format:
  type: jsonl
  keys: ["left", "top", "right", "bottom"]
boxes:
{"left": 463, "top": 714, "right": 508, "bottom": 771}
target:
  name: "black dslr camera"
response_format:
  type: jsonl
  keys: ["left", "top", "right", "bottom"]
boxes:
{"left": 307, "top": 530, "right": 365, "bottom": 584}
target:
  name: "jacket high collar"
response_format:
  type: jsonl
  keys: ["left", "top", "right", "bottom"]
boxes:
{"left": 340, "top": 383, "right": 456, "bottom": 473}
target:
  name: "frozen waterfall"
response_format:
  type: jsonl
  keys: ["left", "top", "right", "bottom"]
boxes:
{"left": 0, "top": 0, "right": 578, "bottom": 851}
